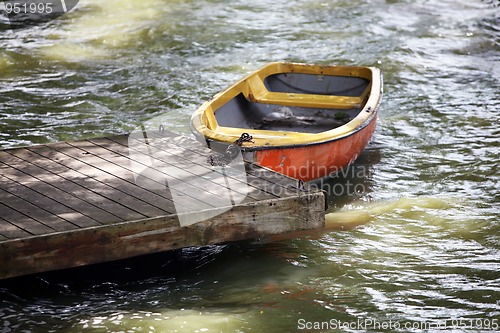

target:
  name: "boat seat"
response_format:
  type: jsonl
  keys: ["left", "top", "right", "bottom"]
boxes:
{"left": 245, "top": 74, "right": 365, "bottom": 109}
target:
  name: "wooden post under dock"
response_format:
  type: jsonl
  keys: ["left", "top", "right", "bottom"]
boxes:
{"left": 0, "top": 132, "right": 325, "bottom": 280}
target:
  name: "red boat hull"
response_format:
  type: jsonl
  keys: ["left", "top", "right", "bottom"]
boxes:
{"left": 252, "top": 116, "right": 377, "bottom": 181}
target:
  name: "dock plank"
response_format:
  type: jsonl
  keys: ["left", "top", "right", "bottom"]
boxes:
{"left": 137, "top": 133, "right": 307, "bottom": 197}
{"left": 53, "top": 142, "right": 213, "bottom": 214}
{"left": 91, "top": 137, "right": 249, "bottom": 209}
{"left": 0, "top": 215, "right": 32, "bottom": 239}
{"left": 31, "top": 145, "right": 151, "bottom": 221}
{"left": 70, "top": 139, "right": 235, "bottom": 209}
{"left": 0, "top": 193, "right": 57, "bottom": 235}
{"left": 0, "top": 175, "right": 80, "bottom": 232}
{"left": 107, "top": 135, "right": 282, "bottom": 201}
{"left": 6, "top": 148, "right": 128, "bottom": 224}
{"left": 125, "top": 135, "right": 268, "bottom": 211}
{"left": 0, "top": 157, "right": 101, "bottom": 228}
{"left": 124, "top": 136, "right": 261, "bottom": 200}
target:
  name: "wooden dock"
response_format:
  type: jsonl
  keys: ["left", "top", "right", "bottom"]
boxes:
{"left": 0, "top": 132, "right": 325, "bottom": 280}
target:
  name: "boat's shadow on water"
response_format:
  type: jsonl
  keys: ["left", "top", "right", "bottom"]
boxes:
{"left": 308, "top": 144, "right": 382, "bottom": 210}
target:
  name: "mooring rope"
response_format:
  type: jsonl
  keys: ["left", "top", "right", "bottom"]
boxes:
{"left": 207, "top": 132, "right": 254, "bottom": 166}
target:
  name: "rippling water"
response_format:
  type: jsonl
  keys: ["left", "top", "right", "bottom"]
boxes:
{"left": 1, "top": 0, "right": 499, "bottom": 332}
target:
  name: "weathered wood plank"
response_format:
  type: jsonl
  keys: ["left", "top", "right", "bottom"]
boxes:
{"left": 0, "top": 176, "right": 78, "bottom": 232}
{"left": 0, "top": 158, "right": 101, "bottom": 228}
{"left": 66, "top": 140, "right": 184, "bottom": 215}
{"left": 53, "top": 142, "right": 215, "bottom": 214}
{"left": 104, "top": 136, "right": 269, "bottom": 202}
{"left": 5, "top": 149, "right": 122, "bottom": 224}
{"left": 0, "top": 192, "right": 325, "bottom": 280}
{"left": 52, "top": 142, "right": 177, "bottom": 216}
{"left": 97, "top": 136, "right": 250, "bottom": 209}
{"left": 106, "top": 135, "right": 276, "bottom": 204}
{"left": 127, "top": 135, "right": 286, "bottom": 212}
{"left": 107, "top": 134, "right": 293, "bottom": 199}
{"left": 0, "top": 195, "right": 56, "bottom": 235}
{"left": 31, "top": 145, "right": 151, "bottom": 221}
{"left": 247, "top": 163, "right": 304, "bottom": 190}
{"left": 118, "top": 137, "right": 256, "bottom": 201}
{"left": 73, "top": 138, "right": 248, "bottom": 208}
{"left": 142, "top": 133, "right": 305, "bottom": 192}
{"left": 0, "top": 216, "right": 31, "bottom": 239}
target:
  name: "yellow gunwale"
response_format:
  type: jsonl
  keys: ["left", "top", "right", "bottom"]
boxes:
{"left": 190, "top": 62, "right": 382, "bottom": 147}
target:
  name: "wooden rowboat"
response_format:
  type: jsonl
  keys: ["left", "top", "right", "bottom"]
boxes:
{"left": 190, "top": 62, "right": 382, "bottom": 181}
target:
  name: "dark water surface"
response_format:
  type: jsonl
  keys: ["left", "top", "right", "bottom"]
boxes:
{"left": 1, "top": 0, "right": 499, "bottom": 332}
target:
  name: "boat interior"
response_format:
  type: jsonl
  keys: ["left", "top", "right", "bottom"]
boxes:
{"left": 214, "top": 73, "right": 371, "bottom": 134}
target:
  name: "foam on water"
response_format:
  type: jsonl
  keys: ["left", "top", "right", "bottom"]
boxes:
{"left": 325, "top": 196, "right": 455, "bottom": 230}
{"left": 0, "top": 54, "right": 11, "bottom": 72}
{"left": 77, "top": 310, "right": 245, "bottom": 333}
